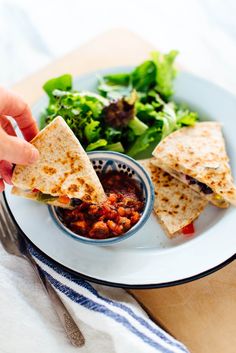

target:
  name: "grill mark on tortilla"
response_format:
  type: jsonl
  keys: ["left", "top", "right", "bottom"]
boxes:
{"left": 51, "top": 185, "right": 61, "bottom": 194}
{"left": 50, "top": 171, "right": 70, "bottom": 194}
{"left": 83, "top": 194, "right": 92, "bottom": 202}
{"left": 67, "top": 151, "right": 82, "bottom": 172}
{"left": 43, "top": 166, "right": 57, "bottom": 175}
{"left": 77, "top": 178, "right": 85, "bottom": 185}
{"left": 162, "top": 197, "right": 169, "bottom": 202}
{"left": 56, "top": 158, "right": 67, "bottom": 165}
{"left": 68, "top": 184, "right": 79, "bottom": 193}
{"left": 84, "top": 183, "right": 95, "bottom": 194}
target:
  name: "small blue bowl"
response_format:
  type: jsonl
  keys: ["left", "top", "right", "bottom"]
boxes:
{"left": 49, "top": 151, "right": 154, "bottom": 245}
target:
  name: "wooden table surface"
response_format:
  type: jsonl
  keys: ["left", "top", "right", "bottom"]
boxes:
{"left": 12, "top": 29, "right": 236, "bottom": 353}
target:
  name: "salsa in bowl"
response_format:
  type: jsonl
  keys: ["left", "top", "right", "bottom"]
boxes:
{"left": 49, "top": 151, "right": 154, "bottom": 245}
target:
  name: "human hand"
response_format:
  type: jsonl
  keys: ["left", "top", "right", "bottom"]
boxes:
{"left": 0, "top": 86, "right": 39, "bottom": 192}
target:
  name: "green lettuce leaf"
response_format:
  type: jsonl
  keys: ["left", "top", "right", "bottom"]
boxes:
{"left": 128, "top": 116, "right": 148, "bottom": 135}
{"left": 97, "top": 76, "right": 131, "bottom": 100}
{"left": 84, "top": 119, "right": 101, "bottom": 143}
{"left": 131, "top": 60, "right": 156, "bottom": 92}
{"left": 151, "top": 50, "right": 178, "bottom": 99}
{"left": 104, "top": 127, "right": 122, "bottom": 143}
{"left": 105, "top": 142, "right": 124, "bottom": 153}
{"left": 86, "top": 139, "right": 108, "bottom": 151}
{"left": 127, "top": 126, "right": 162, "bottom": 157}
{"left": 176, "top": 109, "right": 198, "bottom": 126}
{"left": 102, "top": 73, "right": 130, "bottom": 86}
{"left": 43, "top": 74, "right": 72, "bottom": 101}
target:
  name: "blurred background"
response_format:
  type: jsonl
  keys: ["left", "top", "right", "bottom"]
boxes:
{"left": 1, "top": 0, "right": 236, "bottom": 93}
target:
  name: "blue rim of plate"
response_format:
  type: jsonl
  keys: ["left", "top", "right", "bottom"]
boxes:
{"left": 48, "top": 151, "right": 155, "bottom": 245}
{"left": 3, "top": 191, "right": 235, "bottom": 288}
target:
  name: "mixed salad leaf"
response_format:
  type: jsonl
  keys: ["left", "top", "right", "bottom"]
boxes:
{"left": 40, "top": 51, "right": 198, "bottom": 158}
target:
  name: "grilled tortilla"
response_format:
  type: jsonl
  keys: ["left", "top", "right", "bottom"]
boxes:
{"left": 140, "top": 159, "right": 207, "bottom": 237}
{"left": 12, "top": 116, "right": 106, "bottom": 207}
{"left": 152, "top": 122, "right": 236, "bottom": 208}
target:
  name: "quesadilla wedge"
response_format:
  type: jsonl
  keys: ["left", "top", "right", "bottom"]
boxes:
{"left": 152, "top": 122, "right": 236, "bottom": 208}
{"left": 140, "top": 159, "right": 207, "bottom": 237}
{"left": 12, "top": 116, "right": 106, "bottom": 208}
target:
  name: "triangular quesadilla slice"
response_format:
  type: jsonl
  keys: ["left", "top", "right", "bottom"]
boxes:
{"left": 152, "top": 122, "right": 236, "bottom": 208}
{"left": 140, "top": 159, "right": 207, "bottom": 237}
{"left": 12, "top": 116, "right": 106, "bottom": 208}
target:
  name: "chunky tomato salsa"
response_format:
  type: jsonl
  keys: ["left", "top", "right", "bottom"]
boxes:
{"left": 56, "top": 171, "right": 145, "bottom": 239}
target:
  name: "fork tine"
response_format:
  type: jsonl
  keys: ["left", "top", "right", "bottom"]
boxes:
{"left": 0, "top": 198, "right": 23, "bottom": 256}
{"left": 0, "top": 202, "right": 18, "bottom": 240}
{"left": 0, "top": 202, "right": 13, "bottom": 229}
{"left": 0, "top": 206, "right": 13, "bottom": 238}
{"left": 0, "top": 199, "right": 14, "bottom": 225}
{"left": 0, "top": 213, "right": 14, "bottom": 254}
{"left": 0, "top": 217, "right": 7, "bottom": 240}
{"left": 0, "top": 226, "right": 11, "bottom": 252}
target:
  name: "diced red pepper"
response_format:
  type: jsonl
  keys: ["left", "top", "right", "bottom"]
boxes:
{"left": 32, "top": 188, "right": 39, "bottom": 193}
{"left": 182, "top": 222, "right": 195, "bottom": 235}
{"left": 58, "top": 195, "right": 70, "bottom": 204}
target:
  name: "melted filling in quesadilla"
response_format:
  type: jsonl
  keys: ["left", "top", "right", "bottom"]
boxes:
{"left": 11, "top": 186, "right": 78, "bottom": 209}
{"left": 185, "top": 176, "right": 213, "bottom": 194}
{"left": 30, "top": 189, "right": 73, "bottom": 207}
{"left": 168, "top": 169, "right": 227, "bottom": 207}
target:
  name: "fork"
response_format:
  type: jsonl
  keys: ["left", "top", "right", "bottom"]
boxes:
{"left": 0, "top": 193, "right": 85, "bottom": 347}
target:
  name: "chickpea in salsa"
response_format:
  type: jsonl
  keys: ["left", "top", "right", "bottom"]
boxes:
{"left": 56, "top": 171, "right": 145, "bottom": 239}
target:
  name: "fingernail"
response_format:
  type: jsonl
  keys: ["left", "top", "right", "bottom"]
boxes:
{"left": 29, "top": 147, "right": 39, "bottom": 164}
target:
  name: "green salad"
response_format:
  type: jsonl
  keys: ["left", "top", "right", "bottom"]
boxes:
{"left": 40, "top": 51, "right": 198, "bottom": 158}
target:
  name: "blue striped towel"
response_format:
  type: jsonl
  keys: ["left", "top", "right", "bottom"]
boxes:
{"left": 28, "top": 244, "right": 190, "bottom": 353}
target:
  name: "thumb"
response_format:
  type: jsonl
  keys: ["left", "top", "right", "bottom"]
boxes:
{"left": 0, "top": 131, "right": 39, "bottom": 165}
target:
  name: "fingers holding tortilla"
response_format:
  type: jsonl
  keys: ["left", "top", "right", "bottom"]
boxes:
{"left": 0, "top": 115, "right": 17, "bottom": 136}
{"left": 0, "top": 86, "right": 38, "bottom": 141}
{"left": 0, "top": 129, "right": 39, "bottom": 165}
{"left": 0, "top": 161, "right": 13, "bottom": 185}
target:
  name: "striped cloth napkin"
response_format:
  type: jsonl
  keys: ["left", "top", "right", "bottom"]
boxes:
{"left": 28, "top": 244, "right": 190, "bottom": 353}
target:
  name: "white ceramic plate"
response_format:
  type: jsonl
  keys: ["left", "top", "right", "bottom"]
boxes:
{"left": 4, "top": 67, "right": 236, "bottom": 288}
